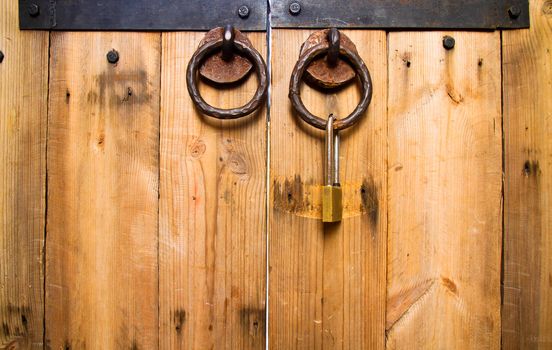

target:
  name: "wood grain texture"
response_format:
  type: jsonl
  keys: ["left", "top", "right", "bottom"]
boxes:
{"left": 386, "top": 32, "right": 502, "bottom": 349}
{"left": 159, "top": 32, "right": 267, "bottom": 349}
{"left": 0, "top": 1, "right": 48, "bottom": 348}
{"left": 45, "top": 32, "right": 161, "bottom": 349}
{"left": 269, "top": 29, "right": 387, "bottom": 349}
{"left": 502, "top": 0, "right": 552, "bottom": 348}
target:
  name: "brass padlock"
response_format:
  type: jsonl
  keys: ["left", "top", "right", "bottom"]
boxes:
{"left": 322, "top": 115, "right": 342, "bottom": 223}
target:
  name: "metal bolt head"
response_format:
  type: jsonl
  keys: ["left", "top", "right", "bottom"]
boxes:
{"left": 289, "top": 2, "right": 301, "bottom": 15}
{"left": 238, "top": 5, "right": 250, "bottom": 19}
{"left": 443, "top": 36, "right": 455, "bottom": 50}
{"left": 508, "top": 6, "right": 521, "bottom": 19}
{"left": 106, "top": 49, "right": 119, "bottom": 64}
{"left": 0, "top": 51, "right": 4, "bottom": 63}
{"left": 27, "top": 3, "right": 40, "bottom": 17}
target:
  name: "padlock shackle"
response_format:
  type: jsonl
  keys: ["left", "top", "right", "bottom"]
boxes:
{"left": 325, "top": 115, "right": 340, "bottom": 187}
{"left": 325, "top": 116, "right": 334, "bottom": 186}
{"left": 333, "top": 131, "right": 340, "bottom": 186}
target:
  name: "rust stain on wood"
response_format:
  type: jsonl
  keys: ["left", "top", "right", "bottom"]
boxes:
{"left": 360, "top": 177, "right": 379, "bottom": 228}
{"left": 239, "top": 307, "right": 265, "bottom": 338}
{"left": 273, "top": 175, "right": 378, "bottom": 220}
{"left": 272, "top": 175, "right": 309, "bottom": 214}
{"left": 86, "top": 69, "right": 152, "bottom": 106}
{"left": 523, "top": 160, "right": 541, "bottom": 177}
{"left": 173, "top": 309, "right": 186, "bottom": 334}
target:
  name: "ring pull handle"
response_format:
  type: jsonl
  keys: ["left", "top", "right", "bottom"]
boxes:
{"left": 186, "top": 26, "right": 268, "bottom": 120}
{"left": 289, "top": 28, "right": 373, "bottom": 131}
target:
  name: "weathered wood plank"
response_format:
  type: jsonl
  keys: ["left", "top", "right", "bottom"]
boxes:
{"left": 0, "top": 1, "right": 48, "bottom": 348}
{"left": 45, "top": 32, "right": 161, "bottom": 349}
{"left": 159, "top": 32, "right": 267, "bottom": 349}
{"left": 386, "top": 31, "right": 502, "bottom": 349}
{"left": 269, "top": 29, "right": 388, "bottom": 349}
{"left": 502, "top": 0, "right": 552, "bottom": 348}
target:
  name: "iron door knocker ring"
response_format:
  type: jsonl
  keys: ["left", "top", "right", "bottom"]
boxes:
{"left": 289, "top": 29, "right": 373, "bottom": 131}
{"left": 186, "top": 25, "right": 268, "bottom": 119}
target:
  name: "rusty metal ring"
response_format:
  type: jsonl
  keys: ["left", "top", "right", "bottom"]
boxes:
{"left": 289, "top": 43, "right": 372, "bottom": 131}
{"left": 187, "top": 38, "right": 268, "bottom": 119}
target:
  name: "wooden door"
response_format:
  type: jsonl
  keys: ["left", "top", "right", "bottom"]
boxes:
{"left": 1, "top": 0, "right": 551, "bottom": 349}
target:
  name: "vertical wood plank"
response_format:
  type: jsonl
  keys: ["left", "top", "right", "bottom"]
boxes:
{"left": 269, "top": 29, "right": 388, "bottom": 349}
{"left": 159, "top": 32, "right": 267, "bottom": 349}
{"left": 0, "top": 1, "right": 48, "bottom": 348}
{"left": 386, "top": 32, "right": 502, "bottom": 349}
{"left": 502, "top": 0, "right": 552, "bottom": 348}
{"left": 45, "top": 32, "right": 161, "bottom": 349}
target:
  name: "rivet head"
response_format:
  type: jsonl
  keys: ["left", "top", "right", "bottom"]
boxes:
{"left": 107, "top": 49, "right": 119, "bottom": 64}
{"left": 508, "top": 6, "right": 521, "bottom": 19}
{"left": 0, "top": 51, "right": 4, "bottom": 63}
{"left": 289, "top": 2, "right": 301, "bottom": 15}
{"left": 27, "top": 3, "right": 40, "bottom": 17}
{"left": 443, "top": 36, "right": 455, "bottom": 50}
{"left": 238, "top": 5, "right": 250, "bottom": 19}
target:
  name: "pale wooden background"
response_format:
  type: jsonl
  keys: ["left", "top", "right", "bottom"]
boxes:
{"left": 0, "top": 0, "right": 550, "bottom": 349}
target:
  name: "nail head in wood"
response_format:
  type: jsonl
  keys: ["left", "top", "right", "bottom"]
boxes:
{"left": 443, "top": 36, "right": 455, "bottom": 50}
{"left": 107, "top": 49, "right": 119, "bottom": 64}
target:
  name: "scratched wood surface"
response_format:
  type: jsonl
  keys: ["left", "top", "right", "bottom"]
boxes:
{"left": 502, "top": 0, "right": 552, "bottom": 348}
{"left": 159, "top": 32, "right": 267, "bottom": 349}
{"left": 0, "top": 1, "right": 48, "bottom": 348}
{"left": 269, "top": 29, "right": 388, "bottom": 349}
{"left": 386, "top": 31, "right": 503, "bottom": 349}
{"left": 45, "top": 32, "right": 161, "bottom": 349}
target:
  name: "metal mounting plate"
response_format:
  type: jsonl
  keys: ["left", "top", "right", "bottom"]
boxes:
{"left": 19, "top": 0, "right": 529, "bottom": 31}
{"left": 271, "top": 0, "right": 529, "bottom": 30}
{"left": 19, "top": 0, "right": 267, "bottom": 31}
